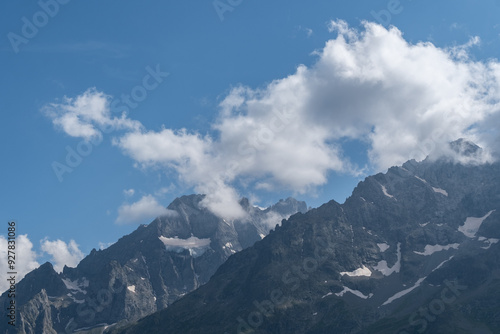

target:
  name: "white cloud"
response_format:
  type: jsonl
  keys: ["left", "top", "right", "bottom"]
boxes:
{"left": 115, "top": 194, "right": 178, "bottom": 225}
{"left": 155, "top": 184, "right": 176, "bottom": 196}
{"left": 115, "top": 128, "right": 211, "bottom": 168}
{"left": 115, "top": 22, "right": 500, "bottom": 217}
{"left": 261, "top": 211, "right": 292, "bottom": 230}
{"left": 43, "top": 88, "right": 142, "bottom": 140}
{"left": 123, "top": 188, "right": 135, "bottom": 197}
{"left": 0, "top": 234, "right": 40, "bottom": 293}
{"left": 40, "top": 239, "right": 84, "bottom": 273}
{"left": 298, "top": 25, "right": 313, "bottom": 38}
{"left": 99, "top": 241, "right": 114, "bottom": 250}
{"left": 48, "top": 21, "right": 500, "bottom": 219}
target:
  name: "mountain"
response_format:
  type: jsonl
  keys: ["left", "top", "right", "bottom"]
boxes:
{"left": 0, "top": 195, "right": 306, "bottom": 334}
{"left": 111, "top": 142, "right": 500, "bottom": 333}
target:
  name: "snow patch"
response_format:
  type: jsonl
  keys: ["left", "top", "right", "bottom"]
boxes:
{"left": 104, "top": 323, "right": 117, "bottom": 330}
{"left": 374, "top": 243, "right": 401, "bottom": 276}
{"left": 340, "top": 265, "right": 372, "bottom": 277}
{"left": 223, "top": 242, "right": 233, "bottom": 249}
{"left": 433, "top": 256, "right": 454, "bottom": 272}
{"left": 74, "top": 324, "right": 110, "bottom": 332}
{"left": 432, "top": 187, "right": 448, "bottom": 196}
{"left": 377, "top": 243, "right": 390, "bottom": 252}
{"left": 322, "top": 292, "right": 333, "bottom": 298}
{"left": 127, "top": 285, "right": 136, "bottom": 293}
{"left": 413, "top": 244, "right": 459, "bottom": 256}
{"left": 414, "top": 176, "right": 427, "bottom": 183}
{"left": 458, "top": 210, "right": 495, "bottom": 238}
{"left": 381, "top": 185, "right": 394, "bottom": 199}
{"left": 335, "top": 286, "right": 373, "bottom": 299}
{"left": 159, "top": 236, "right": 211, "bottom": 258}
{"left": 382, "top": 277, "right": 426, "bottom": 306}
{"left": 481, "top": 238, "right": 500, "bottom": 250}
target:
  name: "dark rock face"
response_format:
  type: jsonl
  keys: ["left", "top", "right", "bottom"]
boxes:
{"left": 0, "top": 195, "right": 306, "bottom": 334}
{"left": 110, "top": 157, "right": 500, "bottom": 334}
{"left": 449, "top": 138, "right": 482, "bottom": 157}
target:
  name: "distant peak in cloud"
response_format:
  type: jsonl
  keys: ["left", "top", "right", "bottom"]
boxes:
{"left": 427, "top": 138, "right": 493, "bottom": 165}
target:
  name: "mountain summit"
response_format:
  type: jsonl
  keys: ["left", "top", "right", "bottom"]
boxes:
{"left": 449, "top": 138, "right": 482, "bottom": 157}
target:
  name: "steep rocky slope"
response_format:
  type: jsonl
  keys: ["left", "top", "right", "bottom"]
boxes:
{"left": 112, "top": 146, "right": 500, "bottom": 333}
{"left": 0, "top": 196, "right": 306, "bottom": 334}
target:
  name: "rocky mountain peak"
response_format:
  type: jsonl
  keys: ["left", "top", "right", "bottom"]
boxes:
{"left": 1, "top": 194, "right": 306, "bottom": 334}
{"left": 449, "top": 138, "right": 482, "bottom": 157}
{"left": 266, "top": 197, "right": 308, "bottom": 216}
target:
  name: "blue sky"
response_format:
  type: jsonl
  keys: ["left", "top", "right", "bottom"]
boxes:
{"left": 2, "top": 0, "right": 500, "bottom": 277}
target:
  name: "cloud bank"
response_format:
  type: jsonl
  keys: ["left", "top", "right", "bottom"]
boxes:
{"left": 45, "top": 21, "right": 500, "bottom": 219}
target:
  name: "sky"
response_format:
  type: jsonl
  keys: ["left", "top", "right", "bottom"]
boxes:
{"left": 2, "top": 0, "right": 500, "bottom": 288}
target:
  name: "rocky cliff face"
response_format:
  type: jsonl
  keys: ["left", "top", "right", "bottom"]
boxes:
{"left": 111, "top": 147, "right": 500, "bottom": 333}
{"left": 0, "top": 195, "right": 306, "bottom": 334}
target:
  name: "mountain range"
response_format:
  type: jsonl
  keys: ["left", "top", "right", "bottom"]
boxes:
{"left": 108, "top": 140, "right": 500, "bottom": 334}
{"left": 0, "top": 196, "right": 307, "bottom": 333}
{"left": 3, "top": 139, "right": 500, "bottom": 333}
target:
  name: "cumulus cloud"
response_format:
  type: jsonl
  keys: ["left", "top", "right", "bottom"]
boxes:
{"left": 43, "top": 88, "right": 142, "bottom": 141}
{"left": 214, "top": 20, "right": 500, "bottom": 171}
{"left": 115, "top": 194, "right": 178, "bottom": 225}
{"left": 46, "top": 21, "right": 500, "bottom": 219}
{"left": 0, "top": 235, "right": 40, "bottom": 293}
{"left": 40, "top": 239, "right": 85, "bottom": 273}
